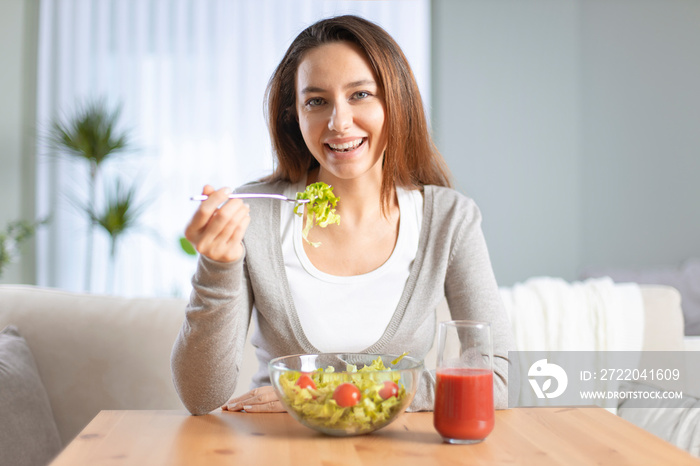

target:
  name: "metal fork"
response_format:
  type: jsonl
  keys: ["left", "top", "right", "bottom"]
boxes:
{"left": 190, "top": 193, "right": 310, "bottom": 203}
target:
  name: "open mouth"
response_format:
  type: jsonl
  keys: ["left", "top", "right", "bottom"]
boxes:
{"left": 326, "top": 138, "right": 365, "bottom": 153}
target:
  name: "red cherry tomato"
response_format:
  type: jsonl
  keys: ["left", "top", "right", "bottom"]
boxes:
{"left": 378, "top": 381, "right": 399, "bottom": 400}
{"left": 333, "top": 383, "right": 361, "bottom": 407}
{"left": 296, "top": 374, "right": 316, "bottom": 390}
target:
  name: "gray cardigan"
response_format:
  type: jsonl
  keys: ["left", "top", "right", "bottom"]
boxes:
{"left": 171, "top": 181, "right": 515, "bottom": 414}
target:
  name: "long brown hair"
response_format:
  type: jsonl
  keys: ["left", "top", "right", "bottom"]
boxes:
{"left": 264, "top": 15, "right": 452, "bottom": 208}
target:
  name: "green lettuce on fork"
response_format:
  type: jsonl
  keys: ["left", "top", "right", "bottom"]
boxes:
{"left": 278, "top": 354, "right": 408, "bottom": 434}
{"left": 294, "top": 182, "right": 340, "bottom": 247}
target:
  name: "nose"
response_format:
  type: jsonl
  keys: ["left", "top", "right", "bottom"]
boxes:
{"left": 328, "top": 101, "right": 352, "bottom": 132}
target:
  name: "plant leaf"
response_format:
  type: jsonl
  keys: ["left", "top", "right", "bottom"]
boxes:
{"left": 179, "top": 237, "right": 197, "bottom": 256}
{"left": 91, "top": 179, "right": 149, "bottom": 244}
{"left": 48, "top": 98, "right": 130, "bottom": 166}
{"left": 0, "top": 218, "right": 49, "bottom": 278}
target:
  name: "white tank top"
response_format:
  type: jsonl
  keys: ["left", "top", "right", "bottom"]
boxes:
{"left": 280, "top": 181, "right": 423, "bottom": 352}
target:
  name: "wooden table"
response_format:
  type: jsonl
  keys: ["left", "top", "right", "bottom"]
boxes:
{"left": 51, "top": 407, "right": 699, "bottom": 465}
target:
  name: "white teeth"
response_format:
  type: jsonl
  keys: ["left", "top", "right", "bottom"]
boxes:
{"left": 328, "top": 138, "right": 363, "bottom": 151}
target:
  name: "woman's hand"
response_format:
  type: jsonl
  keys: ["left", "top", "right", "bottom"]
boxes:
{"left": 222, "top": 386, "right": 286, "bottom": 413}
{"left": 185, "top": 185, "right": 251, "bottom": 263}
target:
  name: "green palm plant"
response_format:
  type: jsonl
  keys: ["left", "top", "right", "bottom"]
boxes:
{"left": 48, "top": 99, "right": 131, "bottom": 290}
{"left": 88, "top": 179, "right": 148, "bottom": 291}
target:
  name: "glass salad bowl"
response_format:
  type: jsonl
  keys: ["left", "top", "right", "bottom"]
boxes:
{"left": 269, "top": 353, "right": 423, "bottom": 437}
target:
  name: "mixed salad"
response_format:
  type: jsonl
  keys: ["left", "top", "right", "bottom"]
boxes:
{"left": 278, "top": 354, "right": 409, "bottom": 434}
{"left": 294, "top": 182, "right": 340, "bottom": 247}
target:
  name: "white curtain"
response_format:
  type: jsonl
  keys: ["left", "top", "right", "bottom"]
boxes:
{"left": 36, "top": 0, "right": 431, "bottom": 297}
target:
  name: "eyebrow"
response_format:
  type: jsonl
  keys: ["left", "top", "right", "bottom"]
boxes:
{"left": 300, "top": 79, "right": 377, "bottom": 95}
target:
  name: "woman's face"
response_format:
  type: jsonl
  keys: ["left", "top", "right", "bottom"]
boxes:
{"left": 295, "top": 41, "right": 387, "bottom": 184}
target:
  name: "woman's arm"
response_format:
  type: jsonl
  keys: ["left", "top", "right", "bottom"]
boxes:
{"left": 170, "top": 254, "right": 254, "bottom": 415}
{"left": 443, "top": 201, "right": 515, "bottom": 410}
{"left": 171, "top": 184, "right": 254, "bottom": 415}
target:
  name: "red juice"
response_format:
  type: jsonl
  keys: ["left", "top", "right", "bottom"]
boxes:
{"left": 434, "top": 368, "right": 494, "bottom": 442}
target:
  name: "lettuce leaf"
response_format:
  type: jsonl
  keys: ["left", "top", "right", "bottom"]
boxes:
{"left": 293, "top": 182, "right": 340, "bottom": 247}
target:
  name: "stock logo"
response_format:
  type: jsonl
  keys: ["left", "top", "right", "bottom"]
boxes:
{"left": 528, "top": 359, "right": 568, "bottom": 399}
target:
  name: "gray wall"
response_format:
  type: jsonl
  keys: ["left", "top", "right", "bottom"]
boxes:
{"left": 2, "top": 0, "right": 699, "bottom": 288}
{"left": 580, "top": 1, "right": 700, "bottom": 269}
{"left": 432, "top": 0, "right": 700, "bottom": 286}
{"left": 0, "top": 0, "right": 38, "bottom": 284}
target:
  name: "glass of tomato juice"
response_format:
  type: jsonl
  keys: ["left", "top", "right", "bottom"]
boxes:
{"left": 433, "top": 320, "right": 494, "bottom": 444}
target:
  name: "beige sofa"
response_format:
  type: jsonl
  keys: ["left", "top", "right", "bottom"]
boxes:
{"left": 0, "top": 283, "right": 697, "bottom": 465}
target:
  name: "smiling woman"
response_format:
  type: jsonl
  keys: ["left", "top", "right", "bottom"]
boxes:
{"left": 171, "top": 15, "right": 514, "bottom": 420}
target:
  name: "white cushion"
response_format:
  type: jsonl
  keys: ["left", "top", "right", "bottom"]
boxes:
{"left": 618, "top": 381, "right": 700, "bottom": 457}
